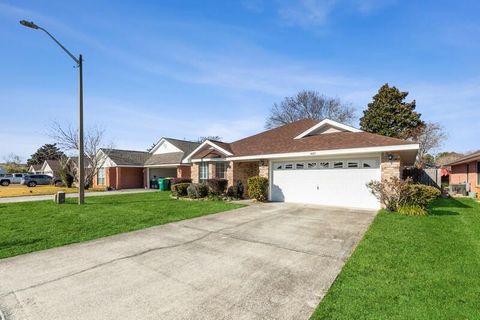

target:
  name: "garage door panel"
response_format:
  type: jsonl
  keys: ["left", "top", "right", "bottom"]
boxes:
{"left": 271, "top": 167, "right": 380, "bottom": 209}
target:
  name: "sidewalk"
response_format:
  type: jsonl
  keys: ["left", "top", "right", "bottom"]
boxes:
{"left": 0, "top": 188, "right": 156, "bottom": 204}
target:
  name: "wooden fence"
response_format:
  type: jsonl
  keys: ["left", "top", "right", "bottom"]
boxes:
{"left": 403, "top": 168, "right": 442, "bottom": 188}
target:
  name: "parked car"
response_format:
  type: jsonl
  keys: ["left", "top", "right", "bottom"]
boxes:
{"left": 0, "top": 173, "right": 30, "bottom": 186}
{"left": 21, "top": 174, "right": 55, "bottom": 187}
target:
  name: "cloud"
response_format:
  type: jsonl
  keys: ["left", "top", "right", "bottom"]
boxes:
{"left": 278, "top": 0, "right": 337, "bottom": 27}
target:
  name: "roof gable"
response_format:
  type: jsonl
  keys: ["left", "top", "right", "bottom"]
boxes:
{"left": 151, "top": 138, "right": 182, "bottom": 155}
{"left": 184, "top": 140, "right": 233, "bottom": 162}
{"left": 294, "top": 119, "right": 361, "bottom": 139}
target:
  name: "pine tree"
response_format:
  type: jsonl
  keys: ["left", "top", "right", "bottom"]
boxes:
{"left": 360, "top": 84, "right": 424, "bottom": 139}
{"left": 27, "top": 143, "right": 65, "bottom": 166}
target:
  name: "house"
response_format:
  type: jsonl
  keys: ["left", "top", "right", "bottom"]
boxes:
{"left": 28, "top": 164, "right": 43, "bottom": 174}
{"left": 41, "top": 160, "right": 62, "bottom": 177}
{"left": 184, "top": 119, "right": 419, "bottom": 209}
{"left": 447, "top": 151, "right": 480, "bottom": 194}
{"left": 92, "top": 138, "right": 199, "bottom": 190}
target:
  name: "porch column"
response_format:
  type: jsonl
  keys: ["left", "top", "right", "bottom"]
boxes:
{"left": 259, "top": 160, "right": 269, "bottom": 178}
{"left": 116, "top": 167, "right": 120, "bottom": 190}
{"left": 146, "top": 167, "right": 150, "bottom": 189}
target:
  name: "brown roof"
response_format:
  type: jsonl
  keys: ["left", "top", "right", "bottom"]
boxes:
{"left": 30, "top": 164, "right": 42, "bottom": 170}
{"left": 144, "top": 152, "right": 184, "bottom": 166}
{"left": 45, "top": 160, "right": 62, "bottom": 171}
{"left": 102, "top": 149, "right": 150, "bottom": 166}
{"left": 446, "top": 151, "right": 480, "bottom": 166}
{"left": 190, "top": 119, "right": 414, "bottom": 159}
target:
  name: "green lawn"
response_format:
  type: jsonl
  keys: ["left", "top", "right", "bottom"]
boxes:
{"left": 0, "top": 192, "right": 244, "bottom": 259}
{"left": 311, "top": 197, "right": 480, "bottom": 320}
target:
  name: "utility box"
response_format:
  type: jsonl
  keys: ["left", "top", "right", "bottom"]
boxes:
{"left": 55, "top": 191, "right": 66, "bottom": 204}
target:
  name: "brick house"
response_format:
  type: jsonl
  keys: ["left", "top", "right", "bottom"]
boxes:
{"left": 92, "top": 138, "right": 199, "bottom": 190}
{"left": 184, "top": 119, "right": 419, "bottom": 209}
{"left": 447, "top": 151, "right": 480, "bottom": 194}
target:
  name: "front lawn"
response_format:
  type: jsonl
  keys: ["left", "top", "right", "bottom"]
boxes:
{"left": 311, "top": 197, "right": 480, "bottom": 319}
{"left": 0, "top": 192, "right": 244, "bottom": 259}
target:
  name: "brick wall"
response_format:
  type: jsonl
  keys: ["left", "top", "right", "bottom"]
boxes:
{"left": 177, "top": 165, "right": 191, "bottom": 179}
{"left": 381, "top": 152, "right": 401, "bottom": 181}
{"left": 450, "top": 161, "right": 480, "bottom": 193}
{"left": 191, "top": 163, "right": 199, "bottom": 183}
{"left": 116, "top": 167, "right": 144, "bottom": 189}
{"left": 259, "top": 161, "right": 269, "bottom": 178}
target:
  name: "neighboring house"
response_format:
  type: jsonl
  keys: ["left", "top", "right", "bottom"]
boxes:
{"left": 28, "top": 164, "right": 43, "bottom": 174}
{"left": 184, "top": 119, "right": 419, "bottom": 209}
{"left": 40, "top": 160, "right": 62, "bottom": 177}
{"left": 92, "top": 138, "right": 199, "bottom": 190}
{"left": 447, "top": 151, "right": 480, "bottom": 194}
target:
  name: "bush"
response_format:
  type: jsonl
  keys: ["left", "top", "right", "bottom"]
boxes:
{"left": 171, "top": 183, "right": 190, "bottom": 197}
{"left": 397, "top": 205, "right": 427, "bottom": 216}
{"left": 59, "top": 168, "right": 74, "bottom": 188}
{"left": 368, "top": 177, "right": 440, "bottom": 212}
{"left": 247, "top": 176, "right": 269, "bottom": 202}
{"left": 207, "top": 179, "right": 228, "bottom": 195}
{"left": 171, "top": 178, "right": 192, "bottom": 185}
{"left": 227, "top": 181, "right": 245, "bottom": 199}
{"left": 187, "top": 183, "right": 209, "bottom": 199}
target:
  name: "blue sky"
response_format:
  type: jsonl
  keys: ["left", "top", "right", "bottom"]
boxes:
{"left": 1, "top": 0, "right": 479, "bottom": 161}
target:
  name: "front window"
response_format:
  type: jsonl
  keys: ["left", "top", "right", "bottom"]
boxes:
{"left": 199, "top": 162, "right": 208, "bottom": 183}
{"left": 215, "top": 162, "right": 226, "bottom": 179}
{"left": 97, "top": 168, "right": 105, "bottom": 185}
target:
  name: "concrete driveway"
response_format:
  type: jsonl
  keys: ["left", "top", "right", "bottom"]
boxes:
{"left": 0, "top": 203, "right": 376, "bottom": 320}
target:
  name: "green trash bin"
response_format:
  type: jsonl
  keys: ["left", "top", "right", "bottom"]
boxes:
{"left": 158, "top": 178, "right": 166, "bottom": 191}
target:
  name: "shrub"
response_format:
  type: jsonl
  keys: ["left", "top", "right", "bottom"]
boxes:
{"left": 227, "top": 181, "right": 245, "bottom": 199}
{"left": 171, "top": 182, "right": 190, "bottom": 197}
{"left": 187, "top": 183, "right": 209, "bottom": 199}
{"left": 171, "top": 178, "right": 192, "bottom": 185}
{"left": 207, "top": 179, "right": 228, "bottom": 195}
{"left": 247, "top": 176, "right": 269, "bottom": 202}
{"left": 397, "top": 205, "right": 427, "bottom": 216}
{"left": 368, "top": 177, "right": 440, "bottom": 212}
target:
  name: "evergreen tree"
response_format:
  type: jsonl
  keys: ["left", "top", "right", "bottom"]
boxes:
{"left": 27, "top": 143, "right": 65, "bottom": 166}
{"left": 360, "top": 84, "right": 424, "bottom": 139}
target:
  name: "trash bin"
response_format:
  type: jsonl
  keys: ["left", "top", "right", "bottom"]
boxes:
{"left": 158, "top": 178, "right": 167, "bottom": 191}
{"left": 164, "top": 178, "right": 172, "bottom": 191}
{"left": 150, "top": 178, "right": 159, "bottom": 189}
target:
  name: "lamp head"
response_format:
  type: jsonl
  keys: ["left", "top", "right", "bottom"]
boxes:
{"left": 20, "top": 20, "right": 39, "bottom": 29}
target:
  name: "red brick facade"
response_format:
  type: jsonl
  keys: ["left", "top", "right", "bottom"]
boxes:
{"left": 93, "top": 167, "right": 145, "bottom": 190}
{"left": 450, "top": 161, "right": 480, "bottom": 194}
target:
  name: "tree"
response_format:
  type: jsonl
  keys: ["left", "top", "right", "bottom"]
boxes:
{"left": 435, "top": 151, "right": 464, "bottom": 166}
{"left": 360, "top": 84, "right": 425, "bottom": 139}
{"left": 415, "top": 122, "right": 447, "bottom": 168}
{"left": 197, "top": 136, "right": 223, "bottom": 143}
{"left": 3, "top": 153, "right": 28, "bottom": 173}
{"left": 27, "top": 143, "right": 65, "bottom": 166}
{"left": 265, "top": 90, "right": 355, "bottom": 129}
{"left": 49, "top": 122, "right": 113, "bottom": 187}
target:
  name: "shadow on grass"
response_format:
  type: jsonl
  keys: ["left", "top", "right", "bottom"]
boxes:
{"left": 428, "top": 210, "right": 459, "bottom": 216}
{"left": 430, "top": 197, "right": 472, "bottom": 209}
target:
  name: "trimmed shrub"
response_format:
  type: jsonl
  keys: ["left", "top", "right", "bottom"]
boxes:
{"left": 171, "top": 178, "right": 192, "bottom": 185}
{"left": 207, "top": 179, "right": 228, "bottom": 195}
{"left": 59, "top": 168, "right": 74, "bottom": 188}
{"left": 171, "top": 183, "right": 190, "bottom": 197}
{"left": 226, "top": 181, "right": 244, "bottom": 199}
{"left": 247, "top": 176, "right": 269, "bottom": 202}
{"left": 187, "top": 183, "right": 209, "bottom": 199}
{"left": 405, "top": 184, "right": 440, "bottom": 208}
{"left": 397, "top": 205, "right": 427, "bottom": 216}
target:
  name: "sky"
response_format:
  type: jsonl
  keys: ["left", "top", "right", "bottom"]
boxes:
{"left": 1, "top": 0, "right": 479, "bottom": 161}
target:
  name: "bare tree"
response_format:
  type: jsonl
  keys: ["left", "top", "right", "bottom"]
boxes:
{"left": 265, "top": 90, "right": 356, "bottom": 129}
{"left": 49, "top": 121, "right": 113, "bottom": 187}
{"left": 197, "top": 136, "right": 223, "bottom": 143}
{"left": 3, "top": 153, "right": 27, "bottom": 173}
{"left": 415, "top": 122, "right": 447, "bottom": 168}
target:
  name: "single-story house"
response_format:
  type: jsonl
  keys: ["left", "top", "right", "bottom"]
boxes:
{"left": 447, "top": 151, "right": 480, "bottom": 194}
{"left": 92, "top": 138, "right": 199, "bottom": 190}
{"left": 28, "top": 164, "right": 43, "bottom": 174}
{"left": 184, "top": 119, "right": 419, "bottom": 209}
{"left": 41, "top": 160, "right": 62, "bottom": 177}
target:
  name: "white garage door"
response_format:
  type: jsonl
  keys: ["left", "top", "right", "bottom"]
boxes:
{"left": 271, "top": 158, "right": 381, "bottom": 210}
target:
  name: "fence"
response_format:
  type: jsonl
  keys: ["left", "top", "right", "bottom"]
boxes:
{"left": 403, "top": 168, "right": 442, "bottom": 188}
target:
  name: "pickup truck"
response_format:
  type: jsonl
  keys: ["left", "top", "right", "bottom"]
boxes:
{"left": 0, "top": 173, "right": 30, "bottom": 186}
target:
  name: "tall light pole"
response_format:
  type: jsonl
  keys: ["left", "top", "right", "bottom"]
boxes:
{"left": 20, "top": 20, "right": 85, "bottom": 204}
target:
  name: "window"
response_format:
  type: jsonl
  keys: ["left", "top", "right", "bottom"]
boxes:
{"left": 14, "top": 174, "right": 23, "bottom": 178}
{"left": 274, "top": 163, "right": 283, "bottom": 170}
{"left": 295, "top": 163, "right": 305, "bottom": 169}
{"left": 199, "top": 162, "right": 209, "bottom": 183}
{"left": 318, "top": 162, "right": 330, "bottom": 169}
{"left": 477, "top": 162, "right": 480, "bottom": 186}
{"left": 362, "top": 159, "right": 378, "bottom": 168}
{"left": 97, "top": 168, "right": 105, "bottom": 185}
{"left": 215, "top": 162, "right": 226, "bottom": 179}
{"left": 333, "top": 161, "right": 344, "bottom": 168}
{"left": 307, "top": 162, "right": 317, "bottom": 169}
{"left": 284, "top": 163, "right": 293, "bottom": 170}
{"left": 347, "top": 161, "right": 359, "bottom": 168}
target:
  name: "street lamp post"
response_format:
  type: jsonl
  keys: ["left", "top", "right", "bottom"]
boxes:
{"left": 20, "top": 20, "right": 85, "bottom": 204}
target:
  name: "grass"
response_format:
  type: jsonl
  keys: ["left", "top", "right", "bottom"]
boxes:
{"left": 0, "top": 185, "right": 81, "bottom": 198}
{"left": 311, "top": 197, "right": 480, "bottom": 320}
{"left": 0, "top": 191, "right": 244, "bottom": 259}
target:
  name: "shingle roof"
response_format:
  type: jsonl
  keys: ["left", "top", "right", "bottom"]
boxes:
{"left": 144, "top": 138, "right": 200, "bottom": 166}
{"left": 101, "top": 149, "right": 150, "bottom": 166}
{"left": 189, "top": 119, "right": 415, "bottom": 159}
{"left": 30, "top": 164, "right": 42, "bottom": 170}
{"left": 45, "top": 160, "right": 62, "bottom": 171}
{"left": 163, "top": 138, "right": 200, "bottom": 157}
{"left": 446, "top": 151, "right": 480, "bottom": 166}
